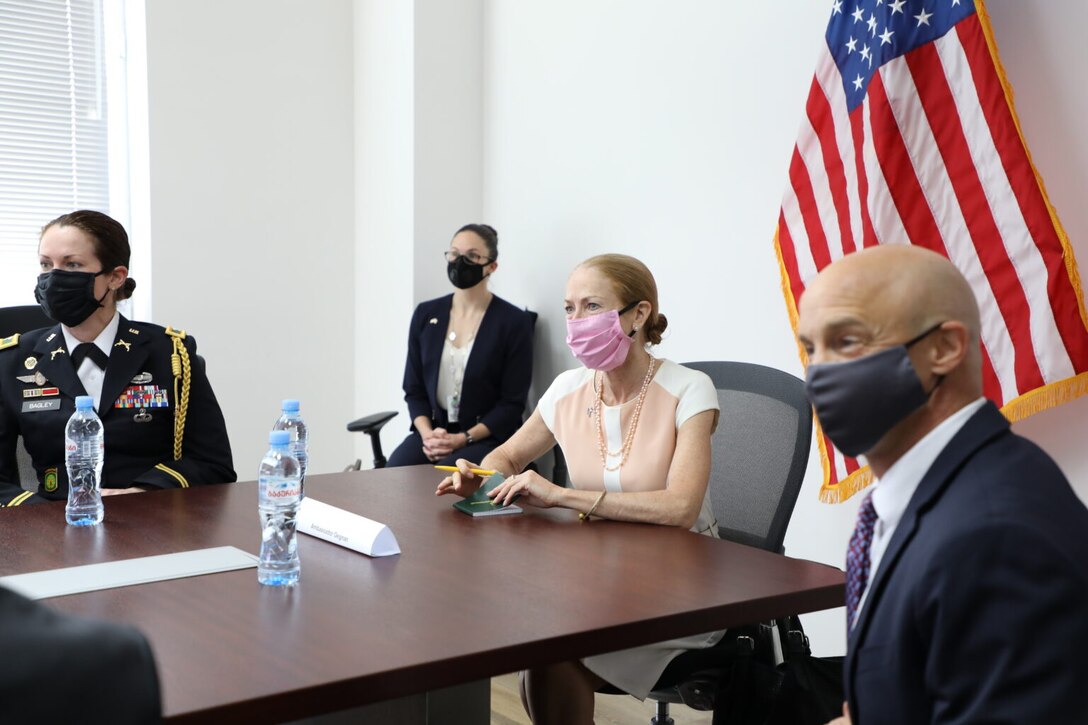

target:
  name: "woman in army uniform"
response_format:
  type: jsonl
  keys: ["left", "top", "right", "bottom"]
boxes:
{"left": 0, "top": 210, "right": 236, "bottom": 506}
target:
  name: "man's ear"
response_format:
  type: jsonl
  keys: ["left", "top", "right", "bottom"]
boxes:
{"left": 930, "top": 321, "right": 969, "bottom": 375}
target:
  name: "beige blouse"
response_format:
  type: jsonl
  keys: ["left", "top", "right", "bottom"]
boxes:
{"left": 537, "top": 358, "right": 721, "bottom": 534}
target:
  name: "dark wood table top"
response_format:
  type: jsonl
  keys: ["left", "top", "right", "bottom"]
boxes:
{"left": 0, "top": 466, "right": 844, "bottom": 723}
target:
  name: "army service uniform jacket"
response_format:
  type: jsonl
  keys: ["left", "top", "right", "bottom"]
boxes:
{"left": 0, "top": 317, "right": 236, "bottom": 506}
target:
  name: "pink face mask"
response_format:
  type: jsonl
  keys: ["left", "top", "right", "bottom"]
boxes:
{"left": 565, "top": 301, "right": 639, "bottom": 371}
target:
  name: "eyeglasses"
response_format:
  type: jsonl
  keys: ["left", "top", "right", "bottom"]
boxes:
{"left": 444, "top": 250, "right": 493, "bottom": 266}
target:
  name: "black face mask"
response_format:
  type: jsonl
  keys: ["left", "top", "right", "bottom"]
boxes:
{"left": 805, "top": 323, "right": 944, "bottom": 457}
{"left": 34, "top": 269, "right": 110, "bottom": 327}
{"left": 447, "top": 256, "right": 488, "bottom": 290}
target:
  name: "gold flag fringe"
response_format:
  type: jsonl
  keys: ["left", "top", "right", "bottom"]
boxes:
{"left": 773, "top": 225, "right": 802, "bottom": 335}
{"left": 1000, "top": 371, "right": 1088, "bottom": 424}
{"left": 975, "top": 0, "right": 1088, "bottom": 331}
{"left": 818, "top": 467, "right": 872, "bottom": 505}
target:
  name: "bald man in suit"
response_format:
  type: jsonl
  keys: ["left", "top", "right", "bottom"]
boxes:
{"left": 798, "top": 246, "right": 1088, "bottom": 724}
{"left": 0, "top": 585, "right": 160, "bottom": 722}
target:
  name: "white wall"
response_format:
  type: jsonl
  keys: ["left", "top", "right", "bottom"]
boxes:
{"left": 353, "top": 0, "right": 488, "bottom": 465}
{"left": 482, "top": 0, "right": 1088, "bottom": 655}
{"left": 354, "top": 0, "right": 416, "bottom": 466}
{"left": 413, "top": 0, "right": 485, "bottom": 301}
{"left": 145, "top": 0, "right": 356, "bottom": 477}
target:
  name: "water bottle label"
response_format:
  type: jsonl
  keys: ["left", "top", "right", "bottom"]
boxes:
{"left": 65, "top": 440, "right": 103, "bottom": 453}
{"left": 267, "top": 486, "right": 301, "bottom": 499}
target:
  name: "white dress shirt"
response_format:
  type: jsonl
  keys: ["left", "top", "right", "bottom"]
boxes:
{"left": 855, "top": 397, "right": 987, "bottom": 618}
{"left": 61, "top": 312, "right": 120, "bottom": 411}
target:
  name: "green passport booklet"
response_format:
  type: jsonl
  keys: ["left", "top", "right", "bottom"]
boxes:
{"left": 452, "top": 473, "right": 522, "bottom": 517}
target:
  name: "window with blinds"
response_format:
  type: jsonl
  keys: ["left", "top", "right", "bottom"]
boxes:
{"left": 0, "top": 0, "right": 113, "bottom": 306}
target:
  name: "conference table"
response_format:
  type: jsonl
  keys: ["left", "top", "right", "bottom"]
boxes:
{"left": 0, "top": 466, "right": 844, "bottom": 722}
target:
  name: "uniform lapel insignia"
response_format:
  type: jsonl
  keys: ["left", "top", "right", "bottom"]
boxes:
{"left": 128, "top": 328, "right": 140, "bottom": 335}
{"left": 429, "top": 318, "right": 438, "bottom": 325}
{"left": 45, "top": 332, "right": 57, "bottom": 342}
{"left": 33, "top": 327, "right": 85, "bottom": 400}
{"left": 16, "top": 371, "right": 48, "bottom": 386}
{"left": 114, "top": 339, "right": 132, "bottom": 352}
{"left": 24, "top": 356, "right": 37, "bottom": 370}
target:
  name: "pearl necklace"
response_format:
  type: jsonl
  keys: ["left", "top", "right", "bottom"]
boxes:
{"left": 594, "top": 356, "right": 658, "bottom": 471}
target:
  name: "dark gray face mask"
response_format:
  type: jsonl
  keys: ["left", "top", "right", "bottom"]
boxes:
{"left": 805, "top": 323, "right": 944, "bottom": 457}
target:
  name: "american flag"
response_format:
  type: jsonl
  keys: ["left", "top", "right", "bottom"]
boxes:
{"left": 775, "top": 0, "right": 1088, "bottom": 503}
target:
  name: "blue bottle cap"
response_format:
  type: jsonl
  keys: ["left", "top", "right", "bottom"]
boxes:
{"left": 281, "top": 399, "right": 300, "bottom": 413}
{"left": 269, "top": 430, "right": 291, "bottom": 445}
{"left": 75, "top": 396, "right": 94, "bottom": 410}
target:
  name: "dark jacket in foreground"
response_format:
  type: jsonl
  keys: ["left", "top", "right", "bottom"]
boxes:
{"left": 845, "top": 401, "right": 1088, "bottom": 724}
{"left": 0, "top": 585, "right": 161, "bottom": 723}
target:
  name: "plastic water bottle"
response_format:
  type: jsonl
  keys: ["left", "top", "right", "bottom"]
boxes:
{"left": 272, "top": 399, "right": 308, "bottom": 498}
{"left": 65, "top": 395, "right": 104, "bottom": 526}
{"left": 258, "top": 430, "right": 302, "bottom": 586}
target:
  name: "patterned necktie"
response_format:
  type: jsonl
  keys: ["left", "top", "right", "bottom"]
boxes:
{"left": 845, "top": 492, "right": 878, "bottom": 629}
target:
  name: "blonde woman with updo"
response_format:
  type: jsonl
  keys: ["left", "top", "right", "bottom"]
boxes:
{"left": 437, "top": 253, "right": 721, "bottom": 724}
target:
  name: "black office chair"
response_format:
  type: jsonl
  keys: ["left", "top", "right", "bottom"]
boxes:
{"left": 601, "top": 360, "right": 814, "bottom": 724}
{"left": 0, "top": 305, "right": 53, "bottom": 338}
{"left": 345, "top": 411, "right": 399, "bottom": 470}
{"left": 0, "top": 305, "right": 56, "bottom": 491}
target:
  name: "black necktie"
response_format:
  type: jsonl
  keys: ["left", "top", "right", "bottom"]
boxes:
{"left": 71, "top": 342, "right": 109, "bottom": 370}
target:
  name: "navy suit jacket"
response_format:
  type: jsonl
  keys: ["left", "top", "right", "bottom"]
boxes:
{"left": 401, "top": 294, "right": 534, "bottom": 443}
{"left": 845, "top": 402, "right": 1088, "bottom": 724}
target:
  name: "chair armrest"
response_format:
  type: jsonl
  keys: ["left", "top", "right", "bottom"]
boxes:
{"left": 347, "top": 411, "right": 398, "bottom": 434}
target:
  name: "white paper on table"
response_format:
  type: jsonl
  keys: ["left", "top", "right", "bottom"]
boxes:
{"left": 297, "top": 497, "right": 400, "bottom": 557}
{"left": 0, "top": 546, "right": 259, "bottom": 600}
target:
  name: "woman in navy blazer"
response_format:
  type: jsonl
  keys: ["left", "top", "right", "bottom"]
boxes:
{"left": 387, "top": 224, "right": 534, "bottom": 467}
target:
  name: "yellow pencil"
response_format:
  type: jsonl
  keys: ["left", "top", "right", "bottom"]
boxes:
{"left": 433, "top": 465, "right": 497, "bottom": 476}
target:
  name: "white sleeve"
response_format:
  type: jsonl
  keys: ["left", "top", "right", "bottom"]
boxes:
{"left": 675, "top": 368, "right": 720, "bottom": 430}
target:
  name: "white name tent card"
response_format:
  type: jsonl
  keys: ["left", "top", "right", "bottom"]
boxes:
{"left": 0, "top": 546, "right": 259, "bottom": 600}
{"left": 297, "top": 497, "right": 400, "bottom": 557}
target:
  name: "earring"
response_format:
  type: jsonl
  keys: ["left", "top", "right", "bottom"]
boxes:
{"left": 633, "top": 326, "right": 639, "bottom": 332}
